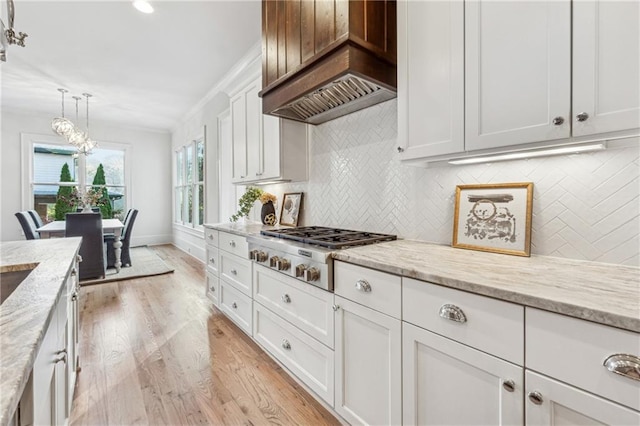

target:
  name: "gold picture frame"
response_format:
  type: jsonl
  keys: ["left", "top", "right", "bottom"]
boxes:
{"left": 452, "top": 183, "right": 534, "bottom": 257}
{"left": 279, "top": 192, "right": 303, "bottom": 226}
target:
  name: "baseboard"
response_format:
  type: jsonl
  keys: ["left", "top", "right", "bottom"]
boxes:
{"left": 131, "top": 234, "right": 172, "bottom": 247}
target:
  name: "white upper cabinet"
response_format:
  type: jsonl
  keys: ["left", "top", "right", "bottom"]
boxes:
{"left": 230, "top": 76, "right": 308, "bottom": 184}
{"left": 398, "top": 0, "right": 464, "bottom": 159}
{"left": 572, "top": 0, "right": 640, "bottom": 136}
{"left": 398, "top": 0, "right": 640, "bottom": 162}
{"left": 465, "top": 0, "right": 571, "bottom": 151}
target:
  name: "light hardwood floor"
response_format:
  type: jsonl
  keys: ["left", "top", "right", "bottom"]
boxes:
{"left": 70, "top": 245, "right": 340, "bottom": 425}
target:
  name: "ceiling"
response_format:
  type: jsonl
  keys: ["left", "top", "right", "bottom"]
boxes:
{"left": 1, "top": 1, "right": 261, "bottom": 132}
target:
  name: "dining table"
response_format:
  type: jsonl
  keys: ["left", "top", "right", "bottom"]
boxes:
{"left": 36, "top": 218, "right": 125, "bottom": 272}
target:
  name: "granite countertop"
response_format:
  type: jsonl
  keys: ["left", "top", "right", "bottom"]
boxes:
{"left": 0, "top": 238, "right": 81, "bottom": 426}
{"left": 204, "top": 221, "right": 282, "bottom": 237}
{"left": 333, "top": 240, "right": 640, "bottom": 333}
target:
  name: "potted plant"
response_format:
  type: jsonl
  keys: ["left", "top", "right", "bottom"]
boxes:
{"left": 230, "top": 187, "right": 263, "bottom": 222}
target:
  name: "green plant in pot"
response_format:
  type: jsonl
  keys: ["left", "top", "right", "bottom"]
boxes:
{"left": 230, "top": 187, "right": 263, "bottom": 222}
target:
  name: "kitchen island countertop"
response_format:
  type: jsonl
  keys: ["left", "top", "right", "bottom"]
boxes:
{"left": 333, "top": 240, "right": 640, "bottom": 332}
{"left": 0, "top": 238, "right": 81, "bottom": 426}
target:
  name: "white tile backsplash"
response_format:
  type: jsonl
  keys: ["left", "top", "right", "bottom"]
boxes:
{"left": 263, "top": 99, "right": 640, "bottom": 267}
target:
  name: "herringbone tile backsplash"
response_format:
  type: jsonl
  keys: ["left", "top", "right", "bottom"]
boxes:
{"left": 264, "top": 100, "right": 640, "bottom": 266}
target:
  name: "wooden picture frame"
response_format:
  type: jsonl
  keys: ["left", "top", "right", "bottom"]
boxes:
{"left": 452, "top": 183, "right": 534, "bottom": 257}
{"left": 279, "top": 192, "right": 303, "bottom": 226}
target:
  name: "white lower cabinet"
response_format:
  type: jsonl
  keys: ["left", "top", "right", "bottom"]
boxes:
{"left": 334, "top": 296, "right": 402, "bottom": 426}
{"left": 219, "top": 280, "right": 252, "bottom": 335}
{"left": 205, "top": 272, "right": 220, "bottom": 307}
{"left": 525, "top": 371, "right": 640, "bottom": 425}
{"left": 253, "top": 303, "right": 334, "bottom": 405}
{"left": 403, "top": 322, "right": 523, "bottom": 426}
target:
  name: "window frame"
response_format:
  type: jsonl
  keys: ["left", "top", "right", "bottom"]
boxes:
{"left": 174, "top": 133, "right": 205, "bottom": 230}
{"left": 21, "top": 132, "right": 132, "bottom": 219}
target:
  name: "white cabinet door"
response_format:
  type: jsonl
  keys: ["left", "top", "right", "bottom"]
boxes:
{"left": 334, "top": 296, "right": 402, "bottom": 426}
{"left": 230, "top": 92, "right": 247, "bottom": 182}
{"left": 403, "top": 322, "right": 523, "bottom": 426}
{"left": 245, "top": 78, "right": 262, "bottom": 180}
{"left": 398, "top": 0, "right": 464, "bottom": 159}
{"left": 465, "top": 0, "right": 571, "bottom": 150}
{"left": 261, "top": 113, "right": 281, "bottom": 181}
{"left": 525, "top": 371, "right": 640, "bottom": 426}
{"left": 573, "top": 0, "right": 640, "bottom": 136}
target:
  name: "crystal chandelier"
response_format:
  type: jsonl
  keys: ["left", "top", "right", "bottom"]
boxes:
{"left": 51, "top": 89, "right": 97, "bottom": 155}
{"left": 0, "top": 0, "right": 28, "bottom": 62}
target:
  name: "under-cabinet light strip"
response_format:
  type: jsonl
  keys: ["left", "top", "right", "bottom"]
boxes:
{"left": 448, "top": 143, "right": 606, "bottom": 165}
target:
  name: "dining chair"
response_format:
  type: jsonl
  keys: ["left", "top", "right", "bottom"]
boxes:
{"left": 27, "top": 210, "right": 44, "bottom": 228}
{"left": 65, "top": 213, "right": 106, "bottom": 280}
{"left": 106, "top": 209, "right": 138, "bottom": 268}
{"left": 15, "top": 211, "right": 40, "bottom": 240}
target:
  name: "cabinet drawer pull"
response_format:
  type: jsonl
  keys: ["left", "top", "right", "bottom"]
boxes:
{"left": 576, "top": 112, "right": 589, "bottom": 122}
{"left": 502, "top": 380, "right": 515, "bottom": 392}
{"left": 439, "top": 304, "right": 467, "bottom": 323}
{"left": 71, "top": 291, "right": 78, "bottom": 301}
{"left": 230, "top": 269, "right": 237, "bottom": 275}
{"left": 210, "top": 286, "right": 215, "bottom": 292}
{"left": 355, "top": 279, "right": 371, "bottom": 292}
{"left": 552, "top": 116, "right": 564, "bottom": 126}
{"left": 528, "top": 391, "right": 543, "bottom": 405}
{"left": 55, "top": 349, "right": 67, "bottom": 364}
{"left": 281, "top": 294, "right": 291, "bottom": 303}
{"left": 209, "top": 258, "right": 215, "bottom": 264}
{"left": 282, "top": 339, "right": 291, "bottom": 350}
{"left": 231, "top": 302, "right": 238, "bottom": 309}
{"left": 71, "top": 268, "right": 77, "bottom": 276}
{"left": 332, "top": 304, "right": 340, "bottom": 311}
{"left": 603, "top": 354, "right": 640, "bottom": 382}
{"left": 229, "top": 240, "right": 236, "bottom": 248}
{"left": 208, "top": 234, "right": 214, "bottom": 240}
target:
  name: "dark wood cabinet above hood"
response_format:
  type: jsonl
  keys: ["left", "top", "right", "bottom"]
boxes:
{"left": 260, "top": 0, "right": 397, "bottom": 125}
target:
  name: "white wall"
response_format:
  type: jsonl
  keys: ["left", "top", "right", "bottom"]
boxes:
{"left": 1, "top": 110, "right": 173, "bottom": 246}
{"left": 261, "top": 99, "right": 640, "bottom": 267}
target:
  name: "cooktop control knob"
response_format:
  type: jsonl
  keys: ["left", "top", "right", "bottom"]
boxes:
{"left": 249, "top": 249, "right": 259, "bottom": 260}
{"left": 277, "top": 258, "right": 291, "bottom": 271}
{"left": 255, "top": 251, "right": 268, "bottom": 263}
{"left": 269, "top": 256, "right": 280, "bottom": 268}
{"left": 305, "top": 267, "right": 320, "bottom": 282}
{"left": 295, "top": 264, "right": 307, "bottom": 277}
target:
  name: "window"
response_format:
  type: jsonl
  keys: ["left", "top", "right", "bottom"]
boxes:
{"left": 23, "top": 133, "right": 130, "bottom": 223}
{"left": 175, "top": 136, "right": 204, "bottom": 228}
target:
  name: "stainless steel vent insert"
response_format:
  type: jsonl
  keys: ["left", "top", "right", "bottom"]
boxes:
{"left": 271, "top": 74, "right": 396, "bottom": 125}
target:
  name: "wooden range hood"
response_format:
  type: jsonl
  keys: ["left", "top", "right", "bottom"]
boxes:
{"left": 260, "top": 0, "right": 397, "bottom": 125}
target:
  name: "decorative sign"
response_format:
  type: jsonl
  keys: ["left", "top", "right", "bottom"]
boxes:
{"left": 280, "top": 192, "right": 303, "bottom": 226}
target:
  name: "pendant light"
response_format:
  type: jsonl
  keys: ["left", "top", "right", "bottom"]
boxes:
{"left": 51, "top": 88, "right": 75, "bottom": 137}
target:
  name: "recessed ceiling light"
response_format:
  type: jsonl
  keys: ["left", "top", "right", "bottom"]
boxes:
{"left": 133, "top": 0, "right": 154, "bottom": 14}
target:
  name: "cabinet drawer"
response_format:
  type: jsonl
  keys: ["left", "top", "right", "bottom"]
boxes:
{"left": 403, "top": 278, "right": 524, "bottom": 365}
{"left": 205, "top": 272, "right": 219, "bottom": 307}
{"left": 204, "top": 228, "right": 219, "bottom": 247}
{"left": 219, "top": 232, "right": 249, "bottom": 258}
{"left": 253, "top": 264, "right": 334, "bottom": 348}
{"left": 253, "top": 303, "right": 334, "bottom": 405}
{"left": 220, "top": 251, "right": 252, "bottom": 296}
{"left": 219, "top": 281, "right": 252, "bottom": 335}
{"left": 334, "top": 261, "right": 401, "bottom": 318}
{"left": 205, "top": 245, "right": 219, "bottom": 275}
{"left": 526, "top": 308, "right": 640, "bottom": 411}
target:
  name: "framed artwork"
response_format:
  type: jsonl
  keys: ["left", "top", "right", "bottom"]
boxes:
{"left": 452, "top": 183, "right": 534, "bottom": 256}
{"left": 280, "top": 192, "right": 303, "bottom": 226}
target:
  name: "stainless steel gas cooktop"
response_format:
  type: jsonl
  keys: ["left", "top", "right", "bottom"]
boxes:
{"left": 247, "top": 226, "right": 397, "bottom": 291}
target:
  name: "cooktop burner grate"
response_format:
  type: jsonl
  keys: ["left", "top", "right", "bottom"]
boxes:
{"left": 261, "top": 226, "right": 397, "bottom": 249}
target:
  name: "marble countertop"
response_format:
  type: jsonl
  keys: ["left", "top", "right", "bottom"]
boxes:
{"left": 204, "top": 221, "right": 282, "bottom": 237}
{"left": 333, "top": 240, "right": 640, "bottom": 333}
{"left": 0, "top": 238, "right": 81, "bottom": 426}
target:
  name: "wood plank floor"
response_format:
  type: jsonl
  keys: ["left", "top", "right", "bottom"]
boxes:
{"left": 70, "top": 245, "right": 341, "bottom": 425}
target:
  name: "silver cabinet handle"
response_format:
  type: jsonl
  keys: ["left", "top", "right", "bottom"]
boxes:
{"left": 576, "top": 112, "right": 589, "bottom": 122}
{"left": 71, "top": 291, "right": 78, "bottom": 301}
{"left": 256, "top": 172, "right": 263, "bottom": 176}
{"left": 210, "top": 286, "right": 215, "bottom": 292}
{"left": 282, "top": 339, "right": 291, "bottom": 350}
{"left": 355, "top": 279, "right": 372, "bottom": 292}
{"left": 332, "top": 304, "right": 340, "bottom": 311}
{"left": 552, "top": 116, "right": 564, "bottom": 125}
{"left": 439, "top": 304, "right": 467, "bottom": 323}
{"left": 231, "top": 302, "right": 237, "bottom": 309}
{"left": 603, "top": 354, "right": 640, "bottom": 382}
{"left": 76, "top": 254, "right": 83, "bottom": 263}
{"left": 528, "top": 391, "right": 543, "bottom": 405}
{"left": 230, "top": 269, "right": 237, "bottom": 275}
{"left": 71, "top": 268, "right": 77, "bottom": 276}
{"left": 209, "top": 258, "right": 215, "bottom": 264}
{"left": 281, "top": 294, "right": 291, "bottom": 303}
{"left": 502, "top": 380, "right": 515, "bottom": 392}
{"left": 55, "top": 349, "right": 67, "bottom": 364}
{"left": 229, "top": 240, "right": 236, "bottom": 248}
{"left": 397, "top": 146, "right": 405, "bottom": 153}
{"left": 208, "top": 234, "right": 214, "bottom": 240}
